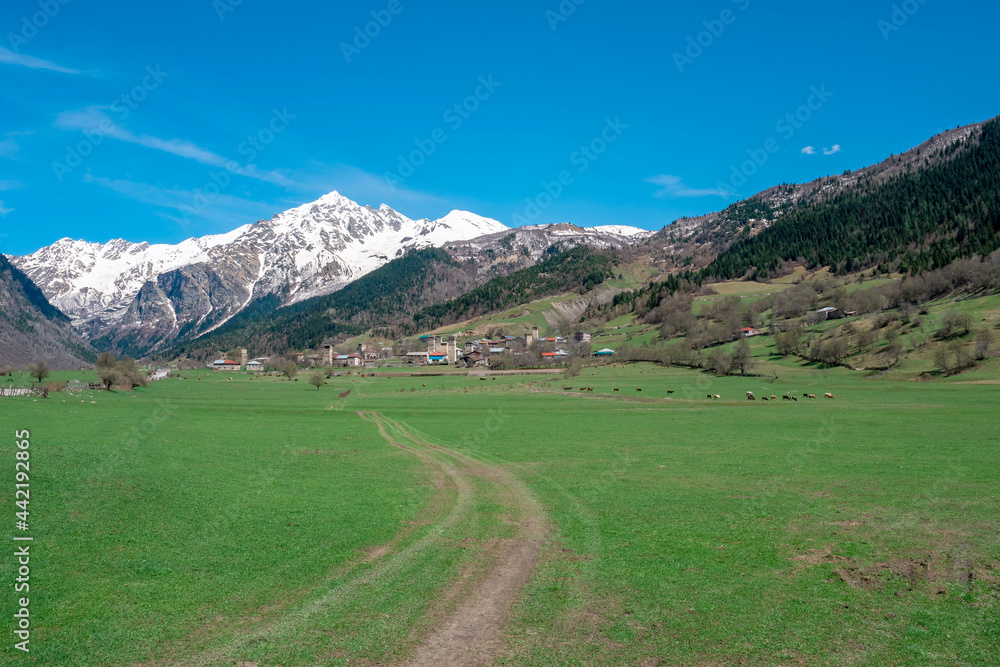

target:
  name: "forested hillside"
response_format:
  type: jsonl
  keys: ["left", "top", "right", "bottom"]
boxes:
{"left": 704, "top": 119, "right": 1000, "bottom": 279}
{"left": 168, "top": 248, "right": 470, "bottom": 357}
{"left": 413, "top": 246, "right": 615, "bottom": 328}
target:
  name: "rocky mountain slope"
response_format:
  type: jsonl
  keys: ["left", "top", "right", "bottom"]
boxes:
{"left": 0, "top": 254, "right": 96, "bottom": 369}
{"left": 443, "top": 223, "right": 652, "bottom": 282}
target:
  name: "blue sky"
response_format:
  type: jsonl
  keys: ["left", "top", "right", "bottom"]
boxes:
{"left": 1, "top": 0, "right": 998, "bottom": 255}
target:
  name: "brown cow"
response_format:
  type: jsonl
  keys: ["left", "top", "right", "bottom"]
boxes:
{"left": 807, "top": 394, "right": 817, "bottom": 399}
{"left": 762, "top": 397, "right": 769, "bottom": 401}
{"left": 771, "top": 395, "right": 777, "bottom": 400}
{"left": 747, "top": 391, "right": 755, "bottom": 401}
{"left": 636, "top": 388, "right": 642, "bottom": 392}
{"left": 825, "top": 393, "right": 835, "bottom": 399}
{"left": 707, "top": 394, "right": 713, "bottom": 399}
{"left": 714, "top": 394, "right": 721, "bottom": 400}
{"left": 667, "top": 390, "right": 674, "bottom": 394}
{"left": 614, "top": 388, "right": 620, "bottom": 392}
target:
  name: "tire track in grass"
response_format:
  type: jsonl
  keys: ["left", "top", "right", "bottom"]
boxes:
{"left": 183, "top": 411, "right": 546, "bottom": 666}
{"left": 382, "top": 418, "right": 548, "bottom": 667}
{"left": 181, "top": 412, "right": 471, "bottom": 665}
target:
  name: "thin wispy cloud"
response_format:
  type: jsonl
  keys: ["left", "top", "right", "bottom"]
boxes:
{"left": 0, "top": 201, "right": 13, "bottom": 216}
{"left": 0, "top": 46, "right": 79, "bottom": 74}
{"left": 646, "top": 174, "right": 731, "bottom": 198}
{"left": 83, "top": 174, "right": 277, "bottom": 231}
{"left": 55, "top": 107, "right": 294, "bottom": 187}
{"left": 0, "top": 137, "right": 18, "bottom": 159}
{"left": 824, "top": 144, "right": 842, "bottom": 155}
{"left": 0, "top": 179, "right": 20, "bottom": 191}
{"left": 801, "top": 146, "right": 816, "bottom": 155}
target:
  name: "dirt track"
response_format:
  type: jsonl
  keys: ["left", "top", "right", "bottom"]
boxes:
{"left": 360, "top": 413, "right": 548, "bottom": 666}
{"left": 180, "top": 411, "right": 544, "bottom": 666}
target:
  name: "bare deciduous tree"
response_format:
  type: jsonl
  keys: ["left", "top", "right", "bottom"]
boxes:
{"left": 27, "top": 361, "right": 50, "bottom": 384}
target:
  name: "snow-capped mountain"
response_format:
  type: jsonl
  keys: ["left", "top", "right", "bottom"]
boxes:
{"left": 11, "top": 191, "right": 508, "bottom": 355}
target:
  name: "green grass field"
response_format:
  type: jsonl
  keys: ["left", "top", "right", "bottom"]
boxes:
{"left": 2, "top": 361, "right": 999, "bottom": 665}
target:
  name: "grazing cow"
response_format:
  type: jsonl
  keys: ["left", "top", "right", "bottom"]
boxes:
{"left": 588, "top": 387, "right": 595, "bottom": 392}
{"left": 771, "top": 395, "right": 777, "bottom": 400}
{"left": 480, "top": 378, "right": 487, "bottom": 381}
{"left": 747, "top": 391, "right": 755, "bottom": 401}
{"left": 581, "top": 387, "right": 588, "bottom": 391}
{"left": 636, "top": 388, "right": 642, "bottom": 392}
{"left": 422, "top": 384, "right": 426, "bottom": 387}
{"left": 714, "top": 394, "right": 721, "bottom": 400}
{"left": 563, "top": 386, "right": 573, "bottom": 391}
{"left": 614, "top": 388, "right": 620, "bottom": 392}
{"left": 708, "top": 394, "right": 713, "bottom": 399}
{"left": 667, "top": 390, "right": 674, "bottom": 395}
{"left": 808, "top": 394, "right": 817, "bottom": 399}
{"left": 782, "top": 395, "right": 791, "bottom": 401}
{"left": 792, "top": 396, "right": 798, "bottom": 402}
{"left": 825, "top": 393, "right": 835, "bottom": 399}
{"left": 762, "top": 397, "right": 769, "bottom": 401}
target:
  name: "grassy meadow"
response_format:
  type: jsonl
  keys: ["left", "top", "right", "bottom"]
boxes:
{"left": 1, "top": 349, "right": 999, "bottom": 664}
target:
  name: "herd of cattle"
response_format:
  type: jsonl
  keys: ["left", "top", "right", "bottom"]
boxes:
{"left": 560, "top": 386, "right": 835, "bottom": 402}
{"left": 746, "top": 391, "right": 834, "bottom": 401}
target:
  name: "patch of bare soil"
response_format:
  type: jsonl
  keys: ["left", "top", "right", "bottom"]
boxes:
{"left": 790, "top": 545, "right": 989, "bottom": 594}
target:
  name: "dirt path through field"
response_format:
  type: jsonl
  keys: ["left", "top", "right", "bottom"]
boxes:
{"left": 180, "top": 411, "right": 544, "bottom": 666}
{"left": 378, "top": 417, "right": 548, "bottom": 667}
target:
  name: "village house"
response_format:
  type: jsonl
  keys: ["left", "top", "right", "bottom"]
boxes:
{"left": 405, "top": 351, "right": 429, "bottom": 364}
{"left": 245, "top": 360, "right": 263, "bottom": 372}
{"left": 816, "top": 306, "right": 842, "bottom": 320}
{"left": 573, "top": 331, "right": 592, "bottom": 342}
{"left": 732, "top": 327, "right": 762, "bottom": 339}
